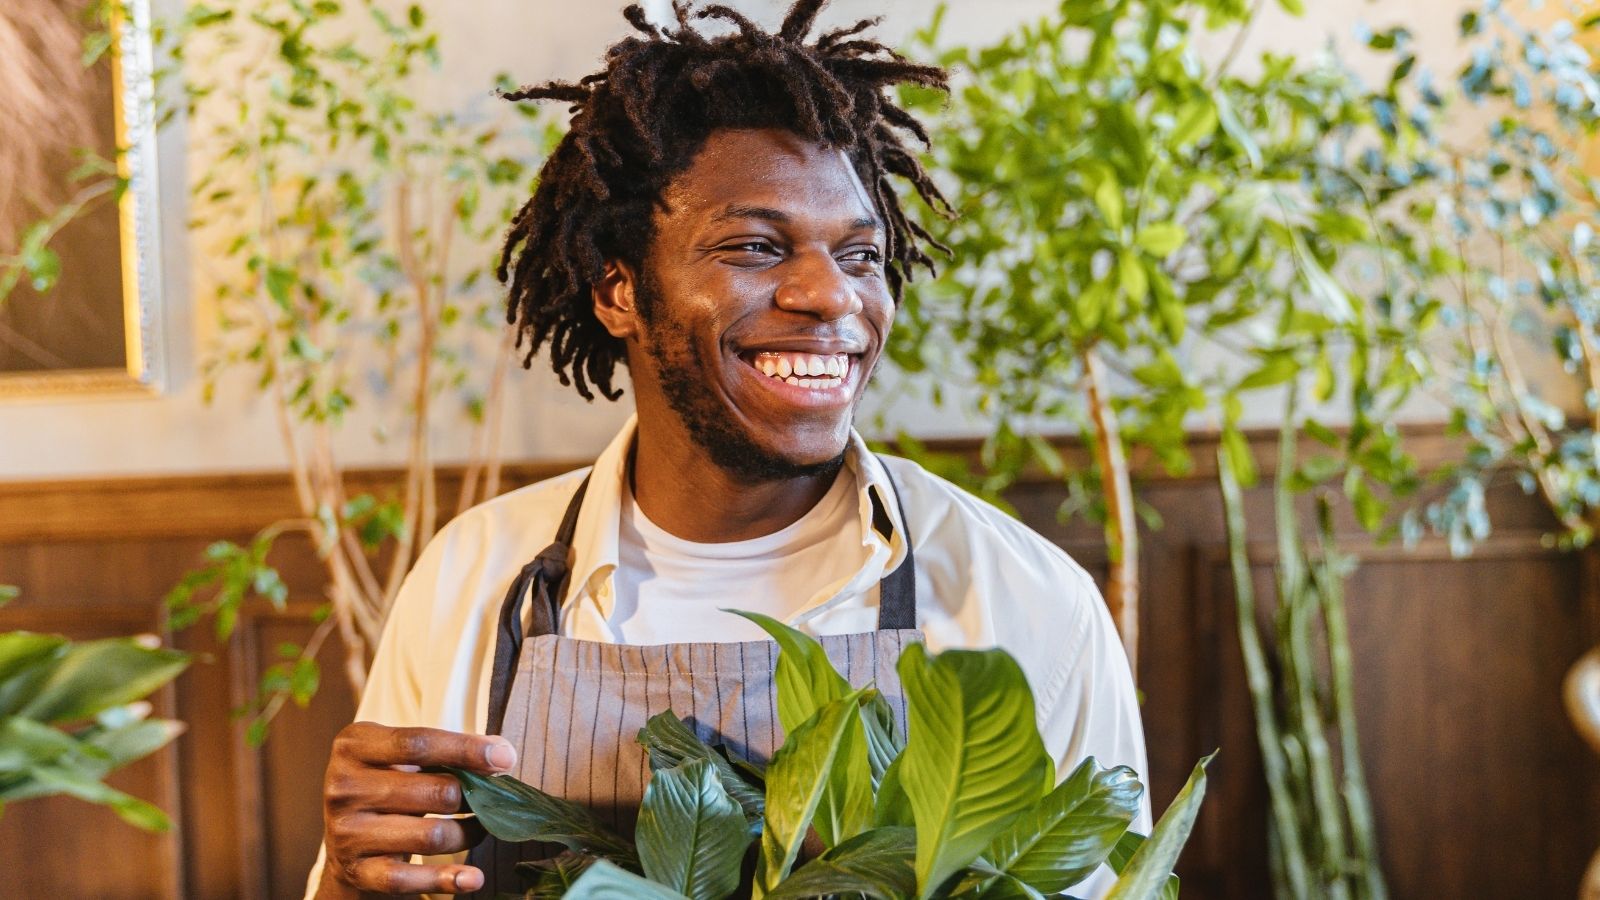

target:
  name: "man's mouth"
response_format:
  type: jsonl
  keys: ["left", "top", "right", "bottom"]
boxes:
{"left": 741, "top": 350, "right": 854, "bottom": 390}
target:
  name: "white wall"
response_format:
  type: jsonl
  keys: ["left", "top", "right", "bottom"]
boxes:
{"left": 0, "top": 0, "right": 1470, "bottom": 480}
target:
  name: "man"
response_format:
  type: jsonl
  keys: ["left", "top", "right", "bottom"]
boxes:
{"left": 309, "top": 2, "right": 1148, "bottom": 897}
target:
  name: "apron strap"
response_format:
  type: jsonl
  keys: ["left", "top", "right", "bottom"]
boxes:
{"left": 874, "top": 456, "right": 917, "bottom": 630}
{"left": 484, "top": 475, "right": 590, "bottom": 736}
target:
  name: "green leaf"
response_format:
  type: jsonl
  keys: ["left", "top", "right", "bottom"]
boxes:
{"left": 0, "top": 633, "right": 68, "bottom": 716}
{"left": 515, "top": 852, "right": 597, "bottom": 898}
{"left": 636, "top": 759, "right": 750, "bottom": 900}
{"left": 984, "top": 757, "right": 1143, "bottom": 892}
{"left": 1236, "top": 353, "right": 1300, "bottom": 392}
{"left": 18, "top": 764, "right": 172, "bottom": 832}
{"left": 1169, "top": 99, "right": 1218, "bottom": 150}
{"left": 1213, "top": 93, "right": 1262, "bottom": 170}
{"left": 563, "top": 859, "right": 691, "bottom": 899}
{"left": 765, "top": 827, "right": 918, "bottom": 900}
{"left": 755, "top": 691, "right": 869, "bottom": 896}
{"left": 732, "top": 611, "right": 873, "bottom": 847}
{"left": 82, "top": 718, "right": 184, "bottom": 768}
{"left": 1105, "top": 754, "right": 1213, "bottom": 900}
{"left": 1135, "top": 223, "right": 1188, "bottom": 258}
{"left": 1107, "top": 832, "right": 1178, "bottom": 900}
{"left": 637, "top": 710, "right": 764, "bottom": 824}
{"left": 729, "top": 611, "right": 849, "bottom": 733}
{"left": 896, "top": 644, "right": 1053, "bottom": 898}
{"left": 1094, "top": 175, "right": 1125, "bottom": 230}
{"left": 18, "top": 639, "right": 188, "bottom": 725}
{"left": 448, "top": 768, "right": 638, "bottom": 867}
{"left": 264, "top": 263, "right": 296, "bottom": 308}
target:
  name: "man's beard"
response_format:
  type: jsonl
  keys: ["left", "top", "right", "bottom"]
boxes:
{"left": 636, "top": 278, "right": 847, "bottom": 485}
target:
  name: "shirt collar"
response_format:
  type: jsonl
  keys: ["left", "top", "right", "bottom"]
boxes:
{"left": 562, "top": 415, "right": 910, "bottom": 621}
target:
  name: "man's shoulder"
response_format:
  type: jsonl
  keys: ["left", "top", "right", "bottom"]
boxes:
{"left": 878, "top": 453, "right": 1097, "bottom": 590}
{"left": 431, "top": 465, "right": 593, "bottom": 554}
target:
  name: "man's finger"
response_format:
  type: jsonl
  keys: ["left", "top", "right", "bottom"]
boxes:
{"left": 339, "top": 722, "right": 517, "bottom": 773}
{"left": 341, "top": 813, "right": 483, "bottom": 858}
{"left": 349, "top": 770, "right": 470, "bottom": 815}
{"left": 346, "top": 857, "right": 485, "bottom": 895}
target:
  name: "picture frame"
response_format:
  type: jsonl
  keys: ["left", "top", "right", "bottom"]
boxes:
{"left": 0, "top": 0, "right": 167, "bottom": 397}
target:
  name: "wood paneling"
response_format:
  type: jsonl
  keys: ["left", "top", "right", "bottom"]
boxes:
{"left": 2, "top": 435, "right": 1596, "bottom": 899}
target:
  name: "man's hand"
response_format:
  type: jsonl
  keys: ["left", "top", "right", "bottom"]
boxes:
{"left": 316, "top": 722, "right": 518, "bottom": 897}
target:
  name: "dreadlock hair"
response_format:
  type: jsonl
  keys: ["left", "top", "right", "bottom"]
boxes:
{"left": 498, "top": 0, "right": 952, "bottom": 401}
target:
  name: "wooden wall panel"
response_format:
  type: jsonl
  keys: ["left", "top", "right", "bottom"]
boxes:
{"left": 2, "top": 439, "right": 1597, "bottom": 900}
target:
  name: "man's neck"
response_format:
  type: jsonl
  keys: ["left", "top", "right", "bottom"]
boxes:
{"left": 628, "top": 423, "right": 840, "bottom": 544}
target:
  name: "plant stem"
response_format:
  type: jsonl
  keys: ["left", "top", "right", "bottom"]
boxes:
{"left": 1219, "top": 443, "right": 1313, "bottom": 900}
{"left": 1314, "top": 500, "right": 1387, "bottom": 900}
{"left": 1084, "top": 346, "right": 1140, "bottom": 677}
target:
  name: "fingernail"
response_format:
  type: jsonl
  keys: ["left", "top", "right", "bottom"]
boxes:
{"left": 454, "top": 867, "right": 485, "bottom": 891}
{"left": 484, "top": 740, "right": 516, "bottom": 772}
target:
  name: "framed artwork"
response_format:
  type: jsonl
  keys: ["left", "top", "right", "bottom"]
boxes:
{"left": 0, "top": 0, "right": 166, "bottom": 396}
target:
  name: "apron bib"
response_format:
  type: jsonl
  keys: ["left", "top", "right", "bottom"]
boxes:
{"left": 465, "top": 464, "right": 922, "bottom": 897}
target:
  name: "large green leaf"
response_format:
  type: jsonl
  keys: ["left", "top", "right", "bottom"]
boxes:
{"left": 448, "top": 768, "right": 638, "bottom": 867}
{"left": 984, "top": 756, "right": 1143, "bottom": 892}
{"left": 1107, "top": 833, "right": 1177, "bottom": 900}
{"left": 1105, "top": 754, "right": 1213, "bottom": 900}
{"left": 82, "top": 718, "right": 185, "bottom": 769}
{"left": 0, "top": 716, "right": 84, "bottom": 772}
{"left": 636, "top": 759, "right": 750, "bottom": 900}
{"left": 896, "top": 644, "right": 1053, "bottom": 899}
{"left": 754, "top": 691, "right": 868, "bottom": 897}
{"left": 18, "top": 638, "right": 188, "bottom": 725}
{"left": 765, "top": 827, "right": 917, "bottom": 900}
{"left": 735, "top": 611, "right": 873, "bottom": 848}
{"left": 872, "top": 755, "right": 913, "bottom": 828}
{"left": 637, "top": 710, "right": 764, "bottom": 824}
{"left": 563, "top": 859, "right": 692, "bottom": 899}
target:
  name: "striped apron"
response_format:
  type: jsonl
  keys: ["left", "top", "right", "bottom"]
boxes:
{"left": 464, "top": 465, "right": 922, "bottom": 897}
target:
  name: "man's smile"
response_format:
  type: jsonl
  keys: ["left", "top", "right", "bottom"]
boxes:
{"left": 733, "top": 348, "right": 862, "bottom": 409}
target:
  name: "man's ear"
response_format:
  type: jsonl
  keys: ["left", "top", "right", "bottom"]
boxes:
{"left": 592, "top": 260, "right": 641, "bottom": 340}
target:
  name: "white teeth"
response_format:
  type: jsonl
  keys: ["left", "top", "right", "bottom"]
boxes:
{"left": 750, "top": 351, "right": 850, "bottom": 388}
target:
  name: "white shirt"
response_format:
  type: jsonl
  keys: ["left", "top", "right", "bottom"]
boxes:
{"left": 611, "top": 462, "right": 862, "bottom": 643}
{"left": 307, "top": 415, "right": 1150, "bottom": 897}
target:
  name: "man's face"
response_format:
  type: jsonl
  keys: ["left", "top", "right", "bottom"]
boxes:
{"left": 619, "top": 128, "right": 894, "bottom": 482}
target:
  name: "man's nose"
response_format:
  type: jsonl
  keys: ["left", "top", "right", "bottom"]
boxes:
{"left": 773, "top": 249, "right": 863, "bottom": 320}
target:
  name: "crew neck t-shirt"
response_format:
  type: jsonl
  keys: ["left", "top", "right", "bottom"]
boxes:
{"left": 611, "top": 470, "right": 861, "bottom": 643}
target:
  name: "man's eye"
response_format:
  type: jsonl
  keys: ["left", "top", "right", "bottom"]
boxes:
{"left": 725, "top": 240, "right": 777, "bottom": 254}
{"left": 843, "top": 247, "right": 884, "bottom": 264}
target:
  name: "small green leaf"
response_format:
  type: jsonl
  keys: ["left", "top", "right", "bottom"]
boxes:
{"left": 1107, "top": 832, "right": 1178, "bottom": 900}
{"left": 765, "top": 827, "right": 918, "bottom": 900}
{"left": 1105, "top": 754, "right": 1213, "bottom": 900}
{"left": 755, "top": 691, "right": 869, "bottom": 895}
{"left": 636, "top": 759, "right": 750, "bottom": 900}
{"left": 449, "top": 767, "right": 638, "bottom": 866}
{"left": 983, "top": 757, "right": 1144, "bottom": 892}
{"left": 18, "top": 639, "right": 188, "bottom": 725}
{"left": 1135, "top": 223, "right": 1188, "bottom": 258}
{"left": 563, "top": 859, "right": 691, "bottom": 899}
{"left": 637, "top": 710, "right": 765, "bottom": 824}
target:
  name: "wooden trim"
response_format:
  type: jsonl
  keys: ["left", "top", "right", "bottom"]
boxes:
{"left": 0, "top": 423, "right": 1472, "bottom": 543}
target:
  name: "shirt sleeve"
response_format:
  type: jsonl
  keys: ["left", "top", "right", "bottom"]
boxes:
{"left": 1033, "top": 568, "right": 1153, "bottom": 899}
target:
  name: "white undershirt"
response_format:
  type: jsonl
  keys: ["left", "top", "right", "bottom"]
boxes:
{"left": 611, "top": 470, "right": 862, "bottom": 644}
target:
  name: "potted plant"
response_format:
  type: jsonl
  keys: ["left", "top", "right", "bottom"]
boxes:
{"left": 450, "top": 612, "right": 1210, "bottom": 899}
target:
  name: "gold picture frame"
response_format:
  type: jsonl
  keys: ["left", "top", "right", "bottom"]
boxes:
{"left": 0, "top": 0, "right": 166, "bottom": 397}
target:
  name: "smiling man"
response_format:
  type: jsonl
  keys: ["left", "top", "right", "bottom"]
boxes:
{"left": 309, "top": 2, "right": 1148, "bottom": 898}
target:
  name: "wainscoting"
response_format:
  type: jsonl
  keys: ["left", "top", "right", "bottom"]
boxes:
{"left": 3, "top": 432, "right": 1596, "bottom": 899}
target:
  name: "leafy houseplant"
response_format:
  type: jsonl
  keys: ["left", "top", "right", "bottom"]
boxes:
{"left": 0, "top": 589, "right": 189, "bottom": 830}
{"left": 450, "top": 613, "right": 1211, "bottom": 900}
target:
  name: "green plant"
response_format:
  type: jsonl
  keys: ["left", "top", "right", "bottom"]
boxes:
{"left": 1219, "top": 412, "right": 1384, "bottom": 900}
{"left": 451, "top": 613, "right": 1211, "bottom": 900}
{"left": 888, "top": 0, "right": 1430, "bottom": 674}
{"left": 0, "top": 589, "right": 189, "bottom": 830}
